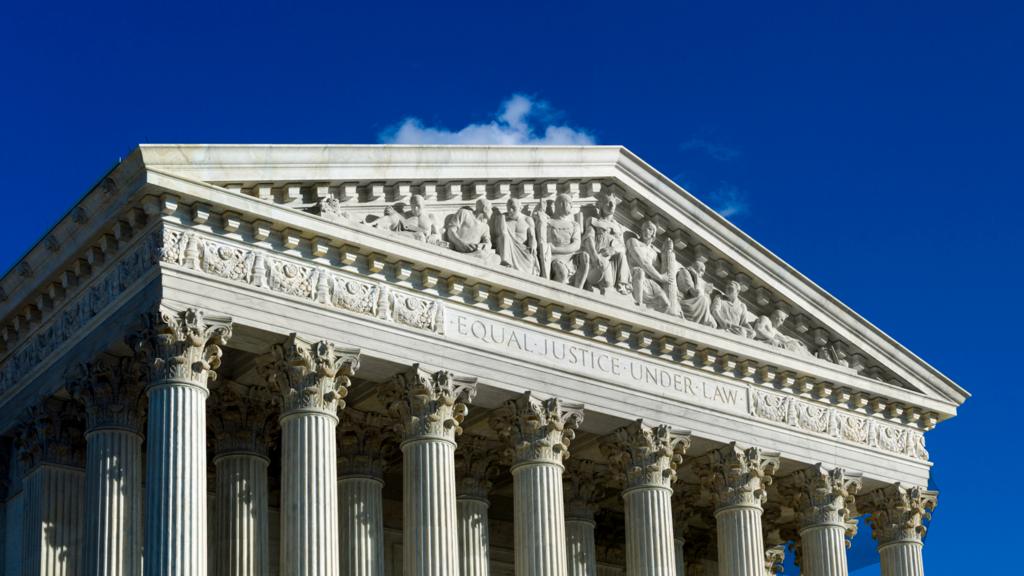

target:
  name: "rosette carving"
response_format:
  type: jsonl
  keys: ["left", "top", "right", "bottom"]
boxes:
{"left": 208, "top": 379, "right": 278, "bottom": 455}
{"left": 15, "top": 397, "right": 86, "bottom": 470}
{"left": 489, "top": 392, "right": 583, "bottom": 466}
{"left": 337, "top": 408, "right": 397, "bottom": 478}
{"left": 264, "top": 333, "right": 360, "bottom": 415}
{"left": 455, "top": 434, "right": 501, "bottom": 499}
{"left": 778, "top": 465, "right": 862, "bottom": 537}
{"left": 601, "top": 419, "right": 691, "bottom": 490}
{"left": 863, "top": 483, "right": 937, "bottom": 545}
{"left": 378, "top": 364, "right": 476, "bottom": 442}
{"left": 130, "top": 306, "right": 233, "bottom": 388}
{"left": 65, "top": 354, "right": 146, "bottom": 432}
{"left": 694, "top": 443, "right": 780, "bottom": 510}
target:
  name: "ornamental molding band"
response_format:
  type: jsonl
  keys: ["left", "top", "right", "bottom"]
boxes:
{"left": 863, "top": 483, "right": 938, "bottom": 545}
{"left": 601, "top": 419, "right": 692, "bottom": 490}
{"left": 694, "top": 443, "right": 781, "bottom": 510}
{"left": 263, "top": 332, "right": 360, "bottom": 416}
{"left": 379, "top": 364, "right": 476, "bottom": 442}
{"left": 489, "top": 391, "right": 585, "bottom": 466}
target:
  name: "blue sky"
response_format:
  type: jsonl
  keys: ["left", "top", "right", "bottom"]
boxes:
{"left": 2, "top": 1, "right": 1020, "bottom": 573}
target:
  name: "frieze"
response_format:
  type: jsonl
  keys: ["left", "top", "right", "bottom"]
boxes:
{"left": 149, "top": 225, "right": 933, "bottom": 460}
{"left": 0, "top": 229, "right": 160, "bottom": 401}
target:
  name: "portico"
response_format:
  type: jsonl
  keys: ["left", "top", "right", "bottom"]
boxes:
{"left": 0, "top": 145, "right": 964, "bottom": 575}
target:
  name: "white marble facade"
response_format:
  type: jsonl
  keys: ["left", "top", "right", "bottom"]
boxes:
{"left": 0, "top": 145, "right": 966, "bottom": 576}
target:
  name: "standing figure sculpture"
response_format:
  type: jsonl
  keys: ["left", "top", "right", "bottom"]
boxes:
{"left": 581, "top": 191, "right": 630, "bottom": 295}
{"left": 535, "top": 193, "right": 587, "bottom": 286}
{"left": 626, "top": 220, "right": 674, "bottom": 312}
{"left": 676, "top": 260, "right": 718, "bottom": 328}
{"left": 446, "top": 198, "right": 501, "bottom": 265}
{"left": 494, "top": 198, "right": 539, "bottom": 275}
{"left": 711, "top": 280, "right": 757, "bottom": 338}
{"left": 753, "top": 309, "right": 811, "bottom": 355}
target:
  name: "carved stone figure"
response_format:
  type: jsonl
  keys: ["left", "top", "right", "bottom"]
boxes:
{"left": 494, "top": 198, "right": 538, "bottom": 275}
{"left": 754, "top": 310, "right": 811, "bottom": 355}
{"left": 711, "top": 280, "right": 756, "bottom": 338}
{"left": 626, "top": 221, "right": 673, "bottom": 312}
{"left": 676, "top": 260, "right": 717, "bottom": 328}
{"left": 535, "top": 193, "right": 586, "bottom": 286}
{"left": 445, "top": 198, "right": 500, "bottom": 265}
{"left": 581, "top": 191, "right": 630, "bottom": 294}
{"left": 371, "top": 195, "right": 442, "bottom": 245}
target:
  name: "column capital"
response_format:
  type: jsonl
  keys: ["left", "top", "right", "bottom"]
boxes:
{"left": 694, "top": 443, "right": 780, "bottom": 510}
{"left": 778, "top": 464, "right": 862, "bottom": 534}
{"left": 130, "top": 306, "right": 233, "bottom": 389}
{"left": 864, "top": 483, "right": 937, "bottom": 546}
{"left": 264, "top": 332, "right": 360, "bottom": 416}
{"left": 455, "top": 434, "right": 501, "bottom": 500}
{"left": 15, "top": 397, "right": 86, "bottom": 471}
{"left": 490, "top": 391, "right": 583, "bottom": 467}
{"left": 66, "top": 354, "right": 145, "bottom": 433}
{"left": 208, "top": 379, "right": 277, "bottom": 457}
{"left": 379, "top": 364, "right": 476, "bottom": 442}
{"left": 564, "top": 458, "right": 607, "bottom": 522}
{"left": 337, "top": 408, "right": 397, "bottom": 478}
{"left": 601, "top": 419, "right": 691, "bottom": 490}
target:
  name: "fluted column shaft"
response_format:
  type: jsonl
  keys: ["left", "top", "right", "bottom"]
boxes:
{"left": 280, "top": 411, "right": 340, "bottom": 575}
{"left": 457, "top": 495, "right": 491, "bottom": 576}
{"left": 403, "top": 437, "right": 459, "bottom": 575}
{"left": 513, "top": 461, "right": 569, "bottom": 576}
{"left": 145, "top": 382, "right": 209, "bottom": 576}
{"left": 21, "top": 465, "right": 87, "bottom": 576}
{"left": 565, "top": 517, "right": 596, "bottom": 576}
{"left": 84, "top": 428, "right": 143, "bottom": 576}
{"left": 338, "top": 475, "right": 385, "bottom": 576}
{"left": 673, "top": 538, "right": 685, "bottom": 576}
{"left": 623, "top": 486, "right": 676, "bottom": 575}
{"left": 800, "top": 525, "right": 849, "bottom": 576}
{"left": 879, "top": 541, "right": 924, "bottom": 576}
{"left": 715, "top": 505, "right": 765, "bottom": 576}
{"left": 214, "top": 453, "right": 270, "bottom": 576}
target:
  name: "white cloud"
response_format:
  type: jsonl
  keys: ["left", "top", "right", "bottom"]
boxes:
{"left": 707, "top": 182, "right": 749, "bottom": 218}
{"left": 380, "top": 94, "right": 595, "bottom": 145}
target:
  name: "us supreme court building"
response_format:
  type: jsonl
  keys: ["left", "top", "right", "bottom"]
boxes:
{"left": 0, "top": 145, "right": 967, "bottom": 576}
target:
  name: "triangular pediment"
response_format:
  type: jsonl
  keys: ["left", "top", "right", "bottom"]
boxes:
{"left": 0, "top": 145, "right": 966, "bottom": 427}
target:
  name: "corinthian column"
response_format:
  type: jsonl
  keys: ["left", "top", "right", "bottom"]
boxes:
{"left": 778, "top": 465, "right": 862, "bottom": 576}
{"left": 15, "top": 398, "right": 87, "bottom": 576}
{"left": 455, "top": 435, "right": 500, "bottom": 576}
{"left": 336, "top": 409, "right": 395, "bottom": 576}
{"left": 264, "top": 333, "right": 359, "bottom": 576}
{"left": 134, "top": 307, "right": 232, "bottom": 576}
{"left": 67, "top": 355, "right": 145, "bottom": 576}
{"left": 490, "top": 392, "right": 584, "bottom": 576}
{"left": 864, "top": 484, "right": 937, "bottom": 576}
{"left": 694, "top": 443, "right": 780, "bottom": 576}
{"left": 379, "top": 365, "right": 476, "bottom": 576}
{"left": 208, "top": 379, "right": 277, "bottom": 576}
{"left": 602, "top": 420, "right": 691, "bottom": 576}
{"left": 563, "top": 459, "right": 604, "bottom": 576}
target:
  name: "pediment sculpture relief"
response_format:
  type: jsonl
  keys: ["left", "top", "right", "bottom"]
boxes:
{"left": 319, "top": 188, "right": 834, "bottom": 364}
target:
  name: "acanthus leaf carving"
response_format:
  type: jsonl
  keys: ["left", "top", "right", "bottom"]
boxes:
{"left": 336, "top": 408, "right": 398, "bottom": 479}
{"left": 863, "top": 483, "right": 937, "bottom": 545}
{"left": 455, "top": 434, "right": 501, "bottom": 500}
{"left": 15, "top": 397, "right": 86, "bottom": 470}
{"left": 489, "top": 391, "right": 584, "bottom": 466}
{"left": 130, "top": 306, "right": 233, "bottom": 389}
{"left": 777, "top": 465, "right": 862, "bottom": 537}
{"left": 601, "top": 419, "right": 691, "bottom": 490}
{"left": 262, "top": 332, "right": 360, "bottom": 416}
{"left": 66, "top": 354, "right": 146, "bottom": 432}
{"left": 208, "top": 378, "right": 278, "bottom": 456}
{"left": 694, "top": 443, "right": 780, "bottom": 510}
{"left": 378, "top": 364, "right": 476, "bottom": 442}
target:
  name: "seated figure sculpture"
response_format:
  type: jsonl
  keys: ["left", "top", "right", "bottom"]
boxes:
{"left": 754, "top": 309, "right": 811, "bottom": 355}
{"left": 535, "top": 193, "right": 587, "bottom": 287}
{"left": 676, "top": 259, "right": 718, "bottom": 328}
{"left": 581, "top": 191, "right": 630, "bottom": 295}
{"left": 626, "top": 220, "right": 673, "bottom": 312}
{"left": 711, "top": 280, "right": 757, "bottom": 338}
{"left": 494, "top": 198, "right": 538, "bottom": 275}
{"left": 370, "top": 195, "right": 442, "bottom": 245}
{"left": 445, "top": 198, "right": 500, "bottom": 265}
